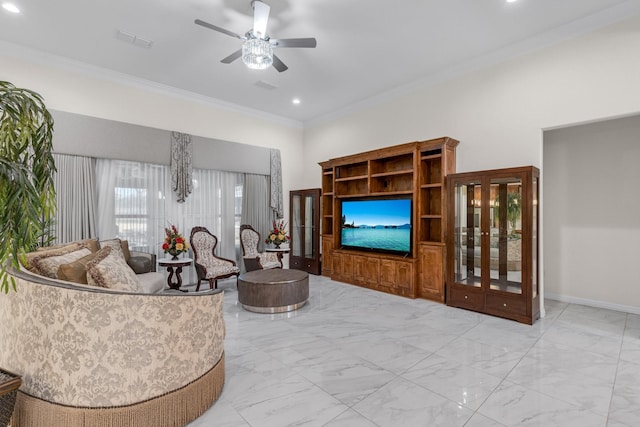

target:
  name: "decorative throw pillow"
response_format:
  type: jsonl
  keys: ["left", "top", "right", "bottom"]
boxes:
{"left": 82, "top": 238, "right": 100, "bottom": 253}
{"left": 127, "top": 256, "right": 152, "bottom": 274}
{"left": 28, "top": 244, "right": 92, "bottom": 278}
{"left": 36, "top": 238, "right": 100, "bottom": 253}
{"left": 57, "top": 251, "right": 99, "bottom": 284}
{"left": 86, "top": 246, "right": 142, "bottom": 292}
{"left": 99, "top": 238, "right": 129, "bottom": 261}
{"left": 25, "top": 243, "right": 79, "bottom": 269}
{"left": 120, "top": 240, "right": 132, "bottom": 261}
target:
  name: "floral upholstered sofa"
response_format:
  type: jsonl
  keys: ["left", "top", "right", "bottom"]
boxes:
{"left": 0, "top": 239, "right": 225, "bottom": 427}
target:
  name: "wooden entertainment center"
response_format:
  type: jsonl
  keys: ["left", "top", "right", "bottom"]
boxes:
{"left": 319, "top": 137, "right": 458, "bottom": 301}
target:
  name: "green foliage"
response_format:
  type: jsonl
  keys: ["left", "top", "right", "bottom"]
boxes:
{"left": 507, "top": 191, "right": 521, "bottom": 233}
{"left": 492, "top": 191, "right": 522, "bottom": 236}
{"left": 0, "top": 81, "right": 56, "bottom": 292}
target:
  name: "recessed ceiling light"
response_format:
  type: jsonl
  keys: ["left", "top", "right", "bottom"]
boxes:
{"left": 2, "top": 3, "right": 20, "bottom": 13}
{"left": 292, "top": 98, "right": 301, "bottom": 105}
{"left": 506, "top": 0, "right": 517, "bottom": 3}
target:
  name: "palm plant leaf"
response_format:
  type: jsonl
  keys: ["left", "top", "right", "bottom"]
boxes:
{"left": 0, "top": 81, "right": 56, "bottom": 292}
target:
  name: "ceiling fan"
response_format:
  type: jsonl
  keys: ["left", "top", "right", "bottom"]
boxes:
{"left": 195, "top": 0, "right": 317, "bottom": 72}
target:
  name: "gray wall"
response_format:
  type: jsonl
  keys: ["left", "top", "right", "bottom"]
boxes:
{"left": 543, "top": 115, "right": 640, "bottom": 311}
{"left": 51, "top": 110, "right": 270, "bottom": 174}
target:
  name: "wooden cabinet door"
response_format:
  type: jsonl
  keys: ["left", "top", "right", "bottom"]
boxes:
{"left": 418, "top": 244, "right": 445, "bottom": 302}
{"left": 321, "top": 236, "right": 333, "bottom": 277}
{"left": 353, "top": 255, "right": 379, "bottom": 289}
{"left": 332, "top": 252, "right": 353, "bottom": 282}
{"left": 396, "top": 261, "right": 414, "bottom": 296}
{"left": 379, "top": 259, "right": 413, "bottom": 297}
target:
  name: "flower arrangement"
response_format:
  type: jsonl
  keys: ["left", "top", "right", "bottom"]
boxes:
{"left": 265, "top": 220, "right": 291, "bottom": 248}
{"left": 162, "top": 224, "right": 189, "bottom": 259}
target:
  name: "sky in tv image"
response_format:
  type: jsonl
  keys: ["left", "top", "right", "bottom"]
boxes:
{"left": 342, "top": 199, "right": 410, "bottom": 227}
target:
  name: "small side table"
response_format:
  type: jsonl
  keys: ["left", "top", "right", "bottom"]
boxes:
{"left": 266, "top": 247, "right": 290, "bottom": 269}
{"left": 158, "top": 257, "right": 193, "bottom": 291}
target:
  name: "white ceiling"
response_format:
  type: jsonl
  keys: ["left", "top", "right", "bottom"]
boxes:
{"left": 1, "top": 0, "right": 639, "bottom": 124}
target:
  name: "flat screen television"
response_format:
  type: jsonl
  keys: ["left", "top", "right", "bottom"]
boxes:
{"left": 339, "top": 197, "right": 412, "bottom": 256}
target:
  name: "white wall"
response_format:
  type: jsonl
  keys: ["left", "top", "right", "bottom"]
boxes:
{"left": 0, "top": 46, "right": 304, "bottom": 220}
{"left": 544, "top": 115, "right": 640, "bottom": 312}
{"left": 302, "top": 15, "right": 640, "bottom": 311}
{"left": 303, "top": 15, "right": 640, "bottom": 186}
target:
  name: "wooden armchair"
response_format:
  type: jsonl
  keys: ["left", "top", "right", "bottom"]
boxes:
{"left": 190, "top": 226, "right": 240, "bottom": 290}
{"left": 240, "top": 224, "right": 283, "bottom": 272}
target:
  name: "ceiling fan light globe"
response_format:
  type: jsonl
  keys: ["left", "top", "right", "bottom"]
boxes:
{"left": 242, "top": 38, "right": 273, "bottom": 70}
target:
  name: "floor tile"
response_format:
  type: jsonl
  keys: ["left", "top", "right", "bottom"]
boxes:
{"left": 506, "top": 355, "right": 614, "bottom": 416}
{"left": 608, "top": 360, "right": 640, "bottom": 425}
{"left": 463, "top": 412, "right": 507, "bottom": 427}
{"left": 539, "top": 323, "right": 623, "bottom": 359}
{"left": 186, "top": 275, "right": 633, "bottom": 426}
{"left": 187, "top": 399, "right": 249, "bottom": 427}
{"left": 523, "top": 339, "right": 619, "bottom": 382}
{"left": 478, "top": 381, "right": 607, "bottom": 426}
{"left": 353, "top": 376, "right": 474, "bottom": 427}
{"left": 435, "top": 336, "right": 527, "bottom": 378}
{"left": 402, "top": 353, "right": 502, "bottom": 410}
{"left": 322, "top": 409, "right": 378, "bottom": 426}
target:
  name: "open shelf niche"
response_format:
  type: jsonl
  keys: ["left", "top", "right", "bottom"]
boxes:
{"left": 319, "top": 137, "right": 458, "bottom": 301}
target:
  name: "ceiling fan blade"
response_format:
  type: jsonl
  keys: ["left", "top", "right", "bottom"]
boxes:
{"left": 252, "top": 1, "right": 270, "bottom": 38}
{"left": 194, "top": 19, "right": 244, "bottom": 40}
{"left": 271, "top": 38, "right": 317, "bottom": 48}
{"left": 272, "top": 54, "right": 288, "bottom": 72}
{"left": 221, "top": 49, "right": 243, "bottom": 64}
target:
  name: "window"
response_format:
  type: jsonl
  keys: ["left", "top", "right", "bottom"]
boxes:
{"left": 96, "top": 159, "right": 243, "bottom": 262}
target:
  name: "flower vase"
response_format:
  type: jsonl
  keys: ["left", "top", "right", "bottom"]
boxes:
{"left": 167, "top": 249, "right": 180, "bottom": 260}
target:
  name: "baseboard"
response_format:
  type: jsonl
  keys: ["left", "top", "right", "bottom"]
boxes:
{"left": 545, "top": 292, "right": 640, "bottom": 315}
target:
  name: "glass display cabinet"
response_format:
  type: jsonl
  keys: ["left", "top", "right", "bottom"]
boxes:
{"left": 290, "top": 188, "right": 321, "bottom": 275}
{"left": 446, "top": 166, "right": 539, "bottom": 324}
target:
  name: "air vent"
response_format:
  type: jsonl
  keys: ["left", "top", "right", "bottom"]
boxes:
{"left": 254, "top": 80, "right": 278, "bottom": 91}
{"left": 116, "top": 29, "right": 153, "bottom": 48}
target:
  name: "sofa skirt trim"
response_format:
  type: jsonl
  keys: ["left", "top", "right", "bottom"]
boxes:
{"left": 10, "top": 353, "right": 225, "bottom": 427}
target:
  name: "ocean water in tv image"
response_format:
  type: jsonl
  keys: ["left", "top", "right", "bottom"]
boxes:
{"left": 341, "top": 227, "right": 410, "bottom": 252}
{"left": 340, "top": 198, "right": 412, "bottom": 253}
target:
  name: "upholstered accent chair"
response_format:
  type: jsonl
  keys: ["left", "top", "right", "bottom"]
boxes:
{"left": 190, "top": 226, "right": 240, "bottom": 290}
{"left": 240, "top": 224, "right": 283, "bottom": 272}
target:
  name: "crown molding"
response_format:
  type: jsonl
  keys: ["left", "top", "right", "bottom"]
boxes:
{"left": 0, "top": 41, "right": 303, "bottom": 130}
{"left": 305, "top": 1, "right": 640, "bottom": 128}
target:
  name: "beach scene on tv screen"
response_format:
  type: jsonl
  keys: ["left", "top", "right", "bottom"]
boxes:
{"left": 341, "top": 199, "right": 411, "bottom": 253}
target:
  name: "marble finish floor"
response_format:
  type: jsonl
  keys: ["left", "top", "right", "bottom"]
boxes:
{"left": 187, "top": 275, "right": 640, "bottom": 427}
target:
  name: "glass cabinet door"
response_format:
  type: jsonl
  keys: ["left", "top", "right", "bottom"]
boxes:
{"left": 488, "top": 177, "right": 523, "bottom": 294}
{"left": 304, "top": 194, "right": 316, "bottom": 260}
{"left": 289, "top": 189, "right": 321, "bottom": 274}
{"left": 453, "top": 180, "right": 483, "bottom": 287}
{"left": 453, "top": 176, "right": 524, "bottom": 294}
{"left": 291, "top": 193, "right": 318, "bottom": 259}
{"left": 292, "top": 194, "right": 301, "bottom": 257}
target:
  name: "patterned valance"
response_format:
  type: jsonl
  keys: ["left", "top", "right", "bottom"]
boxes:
{"left": 171, "top": 132, "right": 193, "bottom": 203}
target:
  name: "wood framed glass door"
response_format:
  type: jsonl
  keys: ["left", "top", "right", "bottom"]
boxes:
{"left": 290, "top": 188, "right": 321, "bottom": 275}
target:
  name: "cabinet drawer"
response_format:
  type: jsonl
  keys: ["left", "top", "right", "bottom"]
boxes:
{"left": 485, "top": 293, "right": 526, "bottom": 316}
{"left": 448, "top": 286, "right": 483, "bottom": 311}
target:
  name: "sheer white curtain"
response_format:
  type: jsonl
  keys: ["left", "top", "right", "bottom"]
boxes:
{"left": 95, "top": 159, "right": 170, "bottom": 253}
{"left": 95, "top": 160, "right": 243, "bottom": 269}
{"left": 52, "top": 153, "right": 98, "bottom": 243}
{"left": 171, "top": 168, "right": 244, "bottom": 262}
{"left": 242, "top": 174, "right": 273, "bottom": 251}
